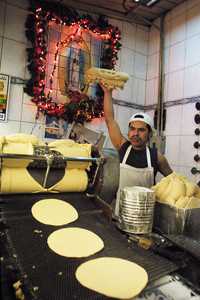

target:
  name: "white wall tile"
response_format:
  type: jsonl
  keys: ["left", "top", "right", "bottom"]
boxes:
{"left": 21, "top": 103, "right": 40, "bottom": 123}
{"left": 165, "top": 105, "right": 183, "bottom": 136}
{"left": 4, "top": 5, "right": 27, "bottom": 43}
{"left": 7, "top": 84, "right": 23, "bottom": 121}
{"left": 117, "top": 75, "right": 132, "bottom": 102}
{"left": 130, "top": 76, "right": 137, "bottom": 104}
{"left": 169, "top": 41, "right": 185, "bottom": 72}
{"left": 185, "top": 34, "right": 200, "bottom": 67}
{"left": 1, "top": 38, "right": 26, "bottom": 78}
{"left": 184, "top": 64, "right": 200, "bottom": 98}
{"left": 145, "top": 78, "right": 158, "bottom": 105}
{"left": 115, "top": 105, "right": 133, "bottom": 135}
{"left": 178, "top": 166, "right": 197, "bottom": 183}
{"left": 134, "top": 52, "right": 147, "bottom": 80}
{"left": 120, "top": 47, "right": 134, "bottom": 75}
{"left": 20, "top": 122, "right": 45, "bottom": 139}
{"left": 165, "top": 135, "right": 181, "bottom": 165}
{"left": 0, "top": 120, "right": 20, "bottom": 135}
{"left": 0, "top": 1, "right": 5, "bottom": 37}
{"left": 163, "top": 73, "right": 168, "bottom": 102}
{"left": 122, "top": 22, "right": 136, "bottom": 50}
{"left": 135, "top": 78, "right": 146, "bottom": 106}
{"left": 163, "top": 47, "right": 170, "bottom": 74}
{"left": 186, "top": 2, "right": 200, "bottom": 38}
{"left": 181, "top": 103, "right": 196, "bottom": 135}
{"left": 147, "top": 52, "right": 159, "bottom": 80}
{"left": 170, "top": 164, "right": 182, "bottom": 174}
{"left": 23, "top": 91, "right": 34, "bottom": 105}
{"left": 148, "top": 25, "right": 160, "bottom": 55}
{"left": 167, "top": 70, "right": 184, "bottom": 101}
{"left": 135, "top": 27, "right": 149, "bottom": 56}
{"left": 170, "top": 13, "right": 186, "bottom": 45}
{"left": 112, "top": 88, "right": 120, "bottom": 100}
{"left": 179, "top": 135, "right": 196, "bottom": 166}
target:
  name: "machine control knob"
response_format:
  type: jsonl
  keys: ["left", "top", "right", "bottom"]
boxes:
{"left": 194, "top": 154, "right": 200, "bottom": 162}
{"left": 191, "top": 167, "right": 200, "bottom": 175}
{"left": 196, "top": 102, "right": 200, "bottom": 110}
{"left": 195, "top": 128, "right": 200, "bottom": 135}
{"left": 194, "top": 114, "right": 200, "bottom": 124}
{"left": 194, "top": 141, "right": 200, "bottom": 149}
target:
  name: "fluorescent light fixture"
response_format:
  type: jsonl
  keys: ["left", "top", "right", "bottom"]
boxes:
{"left": 146, "top": 0, "right": 160, "bottom": 6}
{"left": 133, "top": 0, "right": 160, "bottom": 6}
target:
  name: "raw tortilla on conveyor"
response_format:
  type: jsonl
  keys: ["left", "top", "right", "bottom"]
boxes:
{"left": 76, "top": 257, "right": 148, "bottom": 299}
{"left": 47, "top": 227, "right": 104, "bottom": 258}
{"left": 31, "top": 199, "right": 78, "bottom": 226}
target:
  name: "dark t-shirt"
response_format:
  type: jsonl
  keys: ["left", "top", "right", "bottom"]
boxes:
{"left": 118, "top": 141, "right": 158, "bottom": 179}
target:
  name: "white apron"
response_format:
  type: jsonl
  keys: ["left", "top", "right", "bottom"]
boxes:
{"left": 114, "top": 145, "right": 154, "bottom": 217}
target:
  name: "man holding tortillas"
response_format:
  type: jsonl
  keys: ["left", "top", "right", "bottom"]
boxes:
{"left": 101, "top": 85, "right": 173, "bottom": 216}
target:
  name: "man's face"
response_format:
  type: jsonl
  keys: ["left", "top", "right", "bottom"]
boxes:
{"left": 128, "top": 120, "right": 150, "bottom": 150}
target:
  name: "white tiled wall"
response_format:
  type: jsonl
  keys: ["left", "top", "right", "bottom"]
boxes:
{"left": 146, "top": 0, "right": 200, "bottom": 182}
{"left": 0, "top": 0, "right": 45, "bottom": 137}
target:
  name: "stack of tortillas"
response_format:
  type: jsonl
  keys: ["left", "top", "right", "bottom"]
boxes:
{"left": 85, "top": 67, "right": 129, "bottom": 90}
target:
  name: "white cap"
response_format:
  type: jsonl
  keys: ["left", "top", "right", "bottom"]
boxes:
{"left": 128, "top": 112, "right": 154, "bottom": 129}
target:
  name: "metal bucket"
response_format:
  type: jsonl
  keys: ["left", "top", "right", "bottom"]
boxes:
{"left": 117, "top": 186, "right": 155, "bottom": 234}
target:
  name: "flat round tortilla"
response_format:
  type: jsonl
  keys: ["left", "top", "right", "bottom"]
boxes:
{"left": 47, "top": 227, "right": 104, "bottom": 258}
{"left": 75, "top": 257, "right": 148, "bottom": 299}
{"left": 31, "top": 199, "right": 78, "bottom": 226}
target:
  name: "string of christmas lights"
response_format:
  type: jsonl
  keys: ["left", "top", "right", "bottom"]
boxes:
{"left": 25, "top": 0, "right": 121, "bottom": 123}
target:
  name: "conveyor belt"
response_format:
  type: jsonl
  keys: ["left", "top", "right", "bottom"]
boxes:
{"left": 164, "top": 234, "right": 200, "bottom": 260}
{"left": 0, "top": 193, "right": 179, "bottom": 300}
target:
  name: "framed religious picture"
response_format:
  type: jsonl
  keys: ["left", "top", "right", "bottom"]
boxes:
{"left": 24, "top": 1, "right": 121, "bottom": 124}
{"left": 0, "top": 73, "right": 10, "bottom": 122}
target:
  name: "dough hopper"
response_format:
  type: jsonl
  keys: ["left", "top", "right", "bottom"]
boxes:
{"left": 0, "top": 144, "right": 120, "bottom": 213}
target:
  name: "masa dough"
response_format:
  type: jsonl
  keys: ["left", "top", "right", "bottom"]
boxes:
{"left": 85, "top": 67, "right": 129, "bottom": 90}
{"left": 31, "top": 199, "right": 78, "bottom": 226}
{"left": 0, "top": 167, "right": 88, "bottom": 194}
{"left": 47, "top": 227, "right": 104, "bottom": 258}
{"left": 2, "top": 142, "right": 34, "bottom": 168}
{"left": 48, "top": 139, "right": 92, "bottom": 170}
{"left": 1, "top": 167, "right": 46, "bottom": 194}
{"left": 48, "top": 169, "right": 88, "bottom": 192}
{"left": 76, "top": 257, "right": 148, "bottom": 299}
{"left": 5, "top": 133, "right": 44, "bottom": 145}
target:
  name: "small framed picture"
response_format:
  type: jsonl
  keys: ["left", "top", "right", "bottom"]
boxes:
{"left": 0, "top": 73, "right": 10, "bottom": 122}
{"left": 69, "top": 122, "right": 106, "bottom": 150}
{"left": 44, "top": 115, "right": 70, "bottom": 140}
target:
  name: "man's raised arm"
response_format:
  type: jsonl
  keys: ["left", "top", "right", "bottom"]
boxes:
{"left": 102, "top": 86, "right": 126, "bottom": 150}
